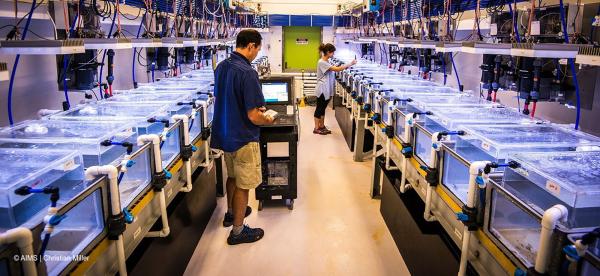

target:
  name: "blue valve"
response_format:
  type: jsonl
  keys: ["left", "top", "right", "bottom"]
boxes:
{"left": 563, "top": 245, "right": 580, "bottom": 261}
{"left": 475, "top": 176, "right": 485, "bottom": 186}
{"left": 165, "top": 131, "right": 172, "bottom": 138}
{"left": 48, "top": 214, "right": 67, "bottom": 226}
{"left": 456, "top": 212, "right": 469, "bottom": 221}
{"left": 123, "top": 208, "right": 134, "bottom": 224}
{"left": 401, "top": 147, "right": 412, "bottom": 154}
{"left": 514, "top": 268, "right": 526, "bottom": 276}
{"left": 126, "top": 160, "right": 136, "bottom": 167}
{"left": 192, "top": 145, "right": 198, "bottom": 152}
{"left": 432, "top": 143, "right": 438, "bottom": 150}
{"left": 371, "top": 114, "right": 380, "bottom": 121}
{"left": 163, "top": 169, "right": 172, "bottom": 179}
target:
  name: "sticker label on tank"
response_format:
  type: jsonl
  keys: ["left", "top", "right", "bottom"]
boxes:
{"left": 133, "top": 227, "right": 142, "bottom": 240}
{"left": 454, "top": 228, "right": 462, "bottom": 240}
{"left": 62, "top": 159, "right": 76, "bottom": 171}
{"left": 29, "top": 178, "right": 43, "bottom": 188}
{"left": 481, "top": 142, "right": 491, "bottom": 151}
{"left": 546, "top": 181, "right": 561, "bottom": 196}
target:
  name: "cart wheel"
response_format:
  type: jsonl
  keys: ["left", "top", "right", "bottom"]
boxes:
{"left": 258, "top": 200, "right": 264, "bottom": 211}
{"left": 286, "top": 199, "right": 294, "bottom": 210}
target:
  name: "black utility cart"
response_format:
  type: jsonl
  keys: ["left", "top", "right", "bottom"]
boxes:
{"left": 256, "top": 76, "right": 299, "bottom": 210}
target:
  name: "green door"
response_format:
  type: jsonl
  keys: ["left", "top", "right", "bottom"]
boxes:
{"left": 283, "top": 26, "right": 321, "bottom": 72}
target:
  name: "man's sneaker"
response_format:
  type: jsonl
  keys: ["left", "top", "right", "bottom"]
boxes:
{"left": 223, "top": 206, "right": 252, "bottom": 227}
{"left": 227, "top": 225, "right": 264, "bottom": 245}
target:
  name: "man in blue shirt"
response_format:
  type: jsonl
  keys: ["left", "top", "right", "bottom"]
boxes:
{"left": 211, "top": 29, "right": 274, "bottom": 245}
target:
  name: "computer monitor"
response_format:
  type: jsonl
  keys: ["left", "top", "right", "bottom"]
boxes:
{"left": 261, "top": 81, "right": 290, "bottom": 105}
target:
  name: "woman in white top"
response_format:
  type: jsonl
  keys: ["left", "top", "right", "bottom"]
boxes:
{"left": 313, "top": 43, "right": 356, "bottom": 135}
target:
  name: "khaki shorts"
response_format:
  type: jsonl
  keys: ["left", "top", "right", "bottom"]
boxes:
{"left": 224, "top": 142, "right": 262, "bottom": 190}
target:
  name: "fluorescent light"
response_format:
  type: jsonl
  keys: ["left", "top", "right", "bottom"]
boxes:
{"left": 510, "top": 43, "right": 579, "bottom": 58}
{"left": 435, "top": 42, "right": 462, "bottom": 53}
{"left": 84, "top": 38, "right": 132, "bottom": 50}
{"left": 461, "top": 42, "right": 511, "bottom": 55}
{"left": 0, "top": 39, "right": 85, "bottom": 55}
{"left": 161, "top": 37, "right": 185, "bottom": 48}
{"left": 130, "top": 38, "right": 162, "bottom": 48}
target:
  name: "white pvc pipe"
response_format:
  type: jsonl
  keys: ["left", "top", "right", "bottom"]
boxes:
{"left": 137, "top": 135, "right": 162, "bottom": 173}
{"left": 535, "top": 204, "right": 568, "bottom": 274}
{"left": 457, "top": 161, "right": 490, "bottom": 276}
{"left": 172, "top": 115, "right": 193, "bottom": 192}
{"left": 424, "top": 186, "right": 437, "bottom": 222}
{"left": 385, "top": 138, "right": 399, "bottom": 171}
{"left": 399, "top": 155, "right": 411, "bottom": 193}
{"left": 0, "top": 227, "right": 37, "bottom": 276}
{"left": 399, "top": 114, "right": 415, "bottom": 193}
{"left": 136, "top": 135, "right": 171, "bottom": 238}
{"left": 85, "top": 165, "right": 127, "bottom": 276}
{"left": 145, "top": 189, "right": 171, "bottom": 238}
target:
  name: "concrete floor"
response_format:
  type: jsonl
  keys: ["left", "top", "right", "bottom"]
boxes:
{"left": 184, "top": 107, "right": 410, "bottom": 276}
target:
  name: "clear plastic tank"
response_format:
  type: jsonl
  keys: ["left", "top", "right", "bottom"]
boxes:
{"left": 441, "top": 124, "right": 600, "bottom": 204}
{"left": 0, "top": 120, "right": 152, "bottom": 208}
{"left": 0, "top": 148, "right": 87, "bottom": 231}
{"left": 46, "top": 102, "right": 181, "bottom": 168}
{"left": 43, "top": 187, "right": 104, "bottom": 275}
{"left": 106, "top": 92, "right": 194, "bottom": 103}
{"left": 413, "top": 106, "right": 528, "bottom": 168}
{"left": 487, "top": 151, "right": 600, "bottom": 267}
{"left": 0, "top": 149, "right": 104, "bottom": 275}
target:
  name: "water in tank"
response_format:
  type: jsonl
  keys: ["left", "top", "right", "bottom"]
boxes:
{"left": 43, "top": 186, "right": 104, "bottom": 275}
{"left": 412, "top": 105, "right": 524, "bottom": 168}
{"left": 46, "top": 102, "right": 182, "bottom": 168}
{"left": 408, "top": 94, "right": 492, "bottom": 109}
{"left": 0, "top": 120, "right": 152, "bottom": 208}
{"left": 106, "top": 92, "right": 194, "bottom": 103}
{"left": 0, "top": 149, "right": 104, "bottom": 275}
{"left": 0, "top": 148, "right": 87, "bottom": 231}
{"left": 441, "top": 124, "right": 600, "bottom": 204}
{"left": 487, "top": 151, "right": 600, "bottom": 268}
{"left": 393, "top": 105, "right": 424, "bottom": 142}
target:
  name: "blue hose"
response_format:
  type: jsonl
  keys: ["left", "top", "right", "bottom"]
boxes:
{"left": 450, "top": 53, "right": 462, "bottom": 88}
{"left": 7, "top": 0, "right": 37, "bottom": 125}
{"left": 118, "top": 172, "right": 125, "bottom": 184}
{"left": 132, "top": 13, "right": 146, "bottom": 87}
{"left": 442, "top": 54, "right": 447, "bottom": 85}
{"left": 559, "top": 0, "right": 581, "bottom": 129}
{"left": 62, "top": 13, "right": 80, "bottom": 109}
{"left": 98, "top": 9, "right": 117, "bottom": 97}
{"left": 509, "top": 0, "right": 521, "bottom": 43}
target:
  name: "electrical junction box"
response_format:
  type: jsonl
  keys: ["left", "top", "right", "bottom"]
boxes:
{"left": 363, "top": 0, "right": 380, "bottom": 12}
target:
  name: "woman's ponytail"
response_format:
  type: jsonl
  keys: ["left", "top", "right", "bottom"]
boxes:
{"left": 319, "top": 43, "right": 336, "bottom": 55}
